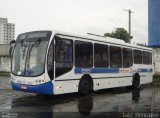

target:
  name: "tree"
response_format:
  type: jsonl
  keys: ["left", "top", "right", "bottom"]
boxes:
{"left": 104, "top": 28, "right": 130, "bottom": 43}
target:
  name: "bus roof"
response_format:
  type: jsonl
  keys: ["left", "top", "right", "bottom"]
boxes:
{"left": 52, "top": 30, "right": 152, "bottom": 51}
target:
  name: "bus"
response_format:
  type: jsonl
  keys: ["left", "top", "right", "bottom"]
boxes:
{"left": 10, "top": 30, "right": 153, "bottom": 95}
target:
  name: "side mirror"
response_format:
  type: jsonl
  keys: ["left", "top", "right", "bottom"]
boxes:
{"left": 9, "top": 40, "right": 16, "bottom": 55}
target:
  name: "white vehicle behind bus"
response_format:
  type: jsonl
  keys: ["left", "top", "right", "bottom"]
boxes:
{"left": 10, "top": 30, "right": 153, "bottom": 95}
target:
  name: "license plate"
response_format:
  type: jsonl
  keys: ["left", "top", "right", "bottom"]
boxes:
{"left": 21, "top": 86, "right": 27, "bottom": 90}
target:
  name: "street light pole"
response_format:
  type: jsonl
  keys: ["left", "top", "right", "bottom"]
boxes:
{"left": 123, "top": 9, "right": 134, "bottom": 43}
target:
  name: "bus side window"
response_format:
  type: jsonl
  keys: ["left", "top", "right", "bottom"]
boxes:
{"left": 110, "top": 46, "right": 122, "bottom": 68}
{"left": 75, "top": 41, "right": 93, "bottom": 68}
{"left": 94, "top": 43, "right": 109, "bottom": 68}
{"left": 143, "top": 51, "right": 151, "bottom": 65}
{"left": 149, "top": 52, "right": 152, "bottom": 64}
{"left": 134, "top": 50, "right": 142, "bottom": 64}
{"left": 47, "top": 40, "right": 54, "bottom": 80}
{"left": 123, "top": 48, "right": 133, "bottom": 68}
{"left": 55, "top": 37, "right": 73, "bottom": 78}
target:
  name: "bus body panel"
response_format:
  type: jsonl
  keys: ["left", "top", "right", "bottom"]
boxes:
{"left": 11, "top": 30, "right": 153, "bottom": 95}
{"left": 11, "top": 81, "right": 54, "bottom": 95}
{"left": 11, "top": 73, "right": 54, "bottom": 94}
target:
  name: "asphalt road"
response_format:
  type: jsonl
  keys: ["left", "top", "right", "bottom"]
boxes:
{"left": 0, "top": 76, "right": 160, "bottom": 118}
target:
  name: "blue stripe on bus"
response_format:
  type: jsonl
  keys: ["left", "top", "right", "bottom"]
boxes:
{"left": 11, "top": 81, "right": 54, "bottom": 95}
{"left": 75, "top": 68, "right": 119, "bottom": 74}
{"left": 137, "top": 68, "right": 153, "bottom": 72}
{"left": 75, "top": 68, "right": 152, "bottom": 74}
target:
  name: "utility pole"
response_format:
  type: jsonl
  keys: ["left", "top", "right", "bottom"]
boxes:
{"left": 123, "top": 9, "right": 134, "bottom": 43}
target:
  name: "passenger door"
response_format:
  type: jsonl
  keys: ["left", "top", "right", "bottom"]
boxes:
{"left": 55, "top": 36, "right": 73, "bottom": 78}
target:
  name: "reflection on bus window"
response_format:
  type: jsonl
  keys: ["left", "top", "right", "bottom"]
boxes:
{"left": 143, "top": 51, "right": 151, "bottom": 64}
{"left": 134, "top": 50, "right": 142, "bottom": 64}
{"left": 110, "top": 46, "right": 122, "bottom": 68}
{"left": 149, "top": 52, "right": 152, "bottom": 64}
{"left": 26, "top": 41, "right": 48, "bottom": 76}
{"left": 75, "top": 41, "right": 93, "bottom": 68}
{"left": 94, "top": 43, "right": 109, "bottom": 68}
{"left": 56, "top": 39, "right": 72, "bottom": 62}
{"left": 55, "top": 37, "right": 73, "bottom": 77}
{"left": 123, "top": 48, "right": 133, "bottom": 68}
{"left": 47, "top": 40, "right": 54, "bottom": 80}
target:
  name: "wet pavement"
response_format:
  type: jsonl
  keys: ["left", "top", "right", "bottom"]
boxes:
{"left": 0, "top": 76, "right": 160, "bottom": 118}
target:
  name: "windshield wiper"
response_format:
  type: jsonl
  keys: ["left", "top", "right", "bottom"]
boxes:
{"left": 20, "top": 40, "right": 27, "bottom": 59}
{"left": 25, "top": 39, "right": 42, "bottom": 71}
{"left": 30, "top": 38, "right": 41, "bottom": 50}
{"left": 27, "top": 39, "right": 41, "bottom": 58}
{"left": 33, "top": 38, "right": 41, "bottom": 48}
{"left": 28, "top": 38, "right": 41, "bottom": 51}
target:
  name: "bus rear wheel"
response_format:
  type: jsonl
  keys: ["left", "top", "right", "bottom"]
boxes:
{"left": 132, "top": 74, "right": 140, "bottom": 89}
{"left": 78, "top": 77, "right": 92, "bottom": 95}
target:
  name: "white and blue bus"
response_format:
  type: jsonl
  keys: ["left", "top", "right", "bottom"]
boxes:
{"left": 10, "top": 30, "right": 153, "bottom": 95}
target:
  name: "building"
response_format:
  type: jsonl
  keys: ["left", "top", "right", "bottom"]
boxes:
{"left": 0, "top": 17, "right": 15, "bottom": 44}
{"left": 0, "top": 44, "right": 10, "bottom": 72}
{"left": 148, "top": 0, "right": 160, "bottom": 47}
{"left": 148, "top": 0, "right": 160, "bottom": 73}
{"left": 0, "top": 17, "right": 14, "bottom": 72}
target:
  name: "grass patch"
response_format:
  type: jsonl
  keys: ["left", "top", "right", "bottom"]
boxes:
{"left": 153, "top": 77, "right": 160, "bottom": 83}
{"left": 0, "top": 71, "right": 10, "bottom": 76}
{"left": 153, "top": 74, "right": 160, "bottom": 85}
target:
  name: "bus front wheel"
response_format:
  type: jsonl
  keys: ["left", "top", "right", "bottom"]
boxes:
{"left": 78, "top": 77, "right": 93, "bottom": 95}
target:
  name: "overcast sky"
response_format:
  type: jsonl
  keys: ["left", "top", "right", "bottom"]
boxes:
{"left": 0, "top": 0, "right": 148, "bottom": 43}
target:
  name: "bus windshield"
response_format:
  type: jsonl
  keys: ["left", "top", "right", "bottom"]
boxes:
{"left": 11, "top": 31, "right": 51, "bottom": 76}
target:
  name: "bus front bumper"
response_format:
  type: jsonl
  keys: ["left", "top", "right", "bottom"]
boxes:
{"left": 11, "top": 81, "right": 54, "bottom": 95}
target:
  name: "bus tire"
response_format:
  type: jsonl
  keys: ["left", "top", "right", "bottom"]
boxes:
{"left": 132, "top": 74, "right": 140, "bottom": 89}
{"left": 78, "top": 76, "right": 93, "bottom": 95}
